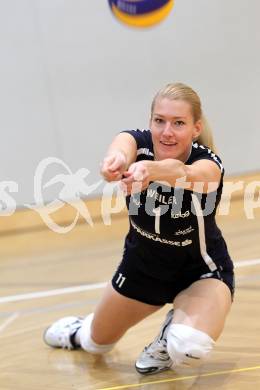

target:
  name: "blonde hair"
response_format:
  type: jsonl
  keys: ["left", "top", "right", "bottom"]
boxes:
{"left": 151, "top": 82, "right": 217, "bottom": 154}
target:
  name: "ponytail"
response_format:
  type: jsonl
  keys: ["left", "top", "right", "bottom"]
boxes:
{"left": 196, "top": 114, "right": 217, "bottom": 154}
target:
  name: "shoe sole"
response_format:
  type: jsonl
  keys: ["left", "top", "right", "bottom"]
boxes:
{"left": 135, "top": 363, "right": 172, "bottom": 375}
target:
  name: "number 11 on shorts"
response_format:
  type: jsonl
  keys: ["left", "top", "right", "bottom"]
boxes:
{"left": 115, "top": 273, "right": 126, "bottom": 288}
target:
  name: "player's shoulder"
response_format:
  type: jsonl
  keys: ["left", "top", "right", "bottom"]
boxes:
{"left": 187, "top": 142, "right": 224, "bottom": 173}
{"left": 121, "top": 129, "right": 154, "bottom": 158}
{"left": 121, "top": 128, "right": 151, "bottom": 140}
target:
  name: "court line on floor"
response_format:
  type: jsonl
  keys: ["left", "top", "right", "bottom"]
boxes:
{"left": 0, "top": 297, "right": 99, "bottom": 318}
{"left": 235, "top": 258, "right": 260, "bottom": 268}
{"left": 97, "top": 364, "right": 260, "bottom": 390}
{"left": 0, "top": 312, "right": 19, "bottom": 335}
{"left": 0, "top": 258, "right": 259, "bottom": 304}
{"left": 0, "top": 282, "right": 107, "bottom": 304}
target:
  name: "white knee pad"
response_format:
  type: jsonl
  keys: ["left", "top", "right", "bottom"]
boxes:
{"left": 167, "top": 324, "right": 215, "bottom": 367}
{"left": 79, "top": 313, "right": 115, "bottom": 354}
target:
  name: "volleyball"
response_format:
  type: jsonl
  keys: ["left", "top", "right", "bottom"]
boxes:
{"left": 108, "top": 0, "right": 174, "bottom": 28}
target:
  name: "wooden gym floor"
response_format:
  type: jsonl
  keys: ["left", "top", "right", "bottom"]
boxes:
{"left": 0, "top": 173, "right": 260, "bottom": 390}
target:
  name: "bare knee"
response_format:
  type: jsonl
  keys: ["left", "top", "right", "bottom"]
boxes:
{"left": 167, "top": 324, "right": 215, "bottom": 367}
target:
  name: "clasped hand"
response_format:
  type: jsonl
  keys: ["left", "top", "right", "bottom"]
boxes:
{"left": 100, "top": 151, "right": 150, "bottom": 195}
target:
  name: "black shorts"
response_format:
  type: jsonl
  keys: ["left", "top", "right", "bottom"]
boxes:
{"left": 112, "top": 248, "right": 235, "bottom": 306}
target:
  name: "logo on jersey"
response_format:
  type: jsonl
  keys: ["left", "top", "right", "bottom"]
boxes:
{"left": 146, "top": 188, "right": 177, "bottom": 205}
{"left": 171, "top": 210, "right": 190, "bottom": 219}
{"left": 174, "top": 226, "right": 194, "bottom": 236}
{"left": 130, "top": 218, "right": 192, "bottom": 247}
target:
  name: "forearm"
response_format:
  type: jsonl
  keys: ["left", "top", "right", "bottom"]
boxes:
{"left": 144, "top": 159, "right": 192, "bottom": 190}
{"left": 146, "top": 158, "right": 220, "bottom": 192}
{"left": 106, "top": 133, "right": 137, "bottom": 168}
{"left": 147, "top": 159, "right": 190, "bottom": 187}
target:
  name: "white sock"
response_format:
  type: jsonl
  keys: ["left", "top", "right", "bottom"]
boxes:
{"left": 77, "top": 313, "right": 115, "bottom": 354}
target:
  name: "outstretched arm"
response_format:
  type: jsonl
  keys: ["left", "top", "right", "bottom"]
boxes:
{"left": 148, "top": 158, "right": 221, "bottom": 192}
{"left": 100, "top": 133, "right": 137, "bottom": 182}
{"left": 121, "top": 158, "right": 221, "bottom": 194}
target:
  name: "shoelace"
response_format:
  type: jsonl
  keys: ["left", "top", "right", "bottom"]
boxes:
{"left": 145, "top": 339, "right": 169, "bottom": 360}
{"left": 59, "top": 322, "right": 81, "bottom": 350}
{"left": 60, "top": 332, "right": 72, "bottom": 350}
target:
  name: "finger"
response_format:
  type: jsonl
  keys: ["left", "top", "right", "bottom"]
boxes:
{"left": 103, "top": 154, "right": 124, "bottom": 172}
{"left": 128, "top": 165, "right": 145, "bottom": 181}
{"left": 107, "top": 169, "right": 120, "bottom": 176}
{"left": 102, "top": 169, "right": 122, "bottom": 181}
{"left": 121, "top": 175, "right": 135, "bottom": 184}
{"left": 109, "top": 153, "right": 126, "bottom": 172}
{"left": 122, "top": 171, "right": 132, "bottom": 177}
{"left": 133, "top": 170, "right": 144, "bottom": 181}
{"left": 103, "top": 155, "right": 115, "bottom": 167}
{"left": 101, "top": 160, "right": 115, "bottom": 173}
{"left": 109, "top": 161, "right": 121, "bottom": 172}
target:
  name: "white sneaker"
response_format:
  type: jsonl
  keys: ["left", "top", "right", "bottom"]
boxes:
{"left": 135, "top": 309, "right": 173, "bottom": 375}
{"left": 43, "top": 316, "right": 83, "bottom": 350}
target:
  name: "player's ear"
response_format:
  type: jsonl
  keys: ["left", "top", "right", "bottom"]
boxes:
{"left": 192, "top": 119, "right": 202, "bottom": 140}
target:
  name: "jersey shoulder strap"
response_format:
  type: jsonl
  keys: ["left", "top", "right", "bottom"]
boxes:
{"left": 187, "top": 142, "right": 224, "bottom": 173}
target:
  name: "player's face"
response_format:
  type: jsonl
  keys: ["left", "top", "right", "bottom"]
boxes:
{"left": 150, "top": 98, "right": 202, "bottom": 162}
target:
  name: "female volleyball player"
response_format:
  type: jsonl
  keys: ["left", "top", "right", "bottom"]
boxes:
{"left": 44, "top": 82, "right": 234, "bottom": 375}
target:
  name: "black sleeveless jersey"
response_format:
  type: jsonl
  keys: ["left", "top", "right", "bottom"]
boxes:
{"left": 121, "top": 129, "right": 233, "bottom": 279}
